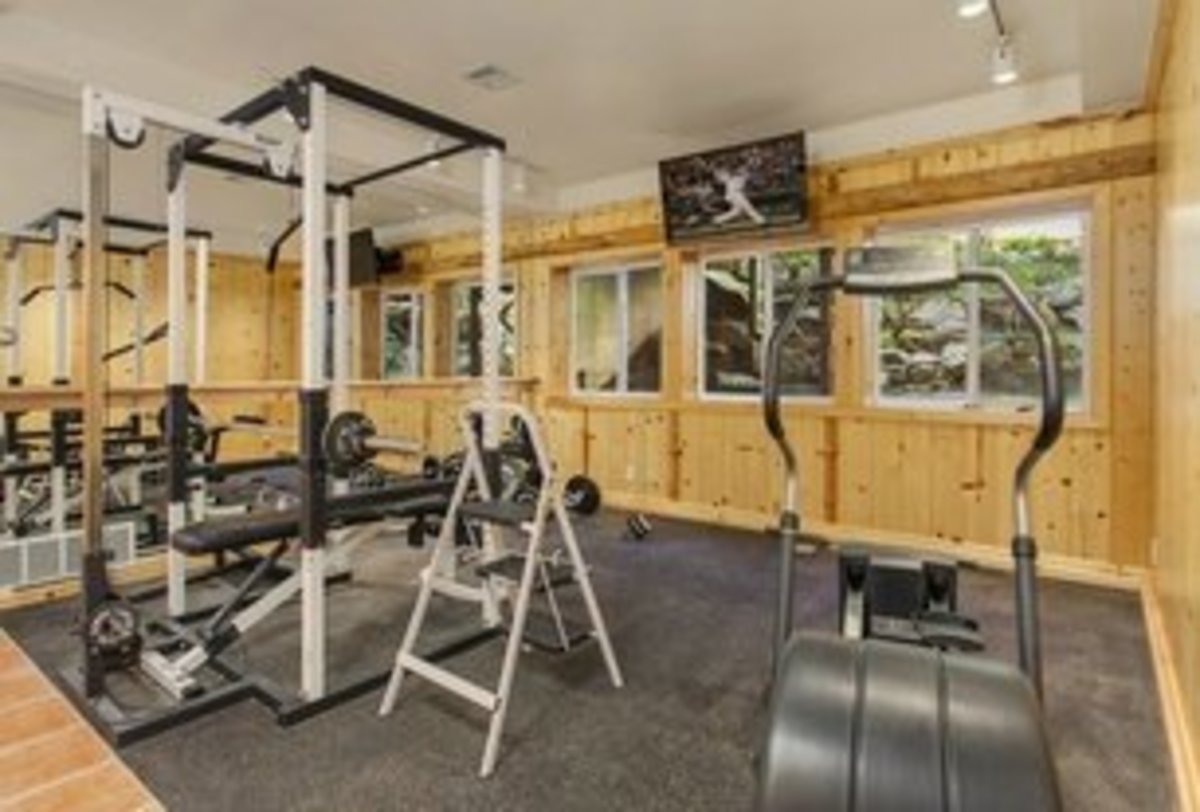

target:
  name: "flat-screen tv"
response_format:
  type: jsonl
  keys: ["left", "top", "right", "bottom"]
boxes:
{"left": 325, "top": 228, "right": 379, "bottom": 287}
{"left": 658, "top": 132, "right": 807, "bottom": 244}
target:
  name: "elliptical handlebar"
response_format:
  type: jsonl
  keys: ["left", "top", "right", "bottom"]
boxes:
{"left": 960, "top": 268, "right": 1065, "bottom": 536}
{"left": 761, "top": 257, "right": 1064, "bottom": 698}
{"left": 961, "top": 267, "right": 1064, "bottom": 698}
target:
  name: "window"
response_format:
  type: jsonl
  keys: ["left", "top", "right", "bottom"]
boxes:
{"left": 571, "top": 265, "right": 663, "bottom": 394}
{"left": 872, "top": 210, "right": 1088, "bottom": 408}
{"left": 381, "top": 291, "right": 423, "bottom": 379}
{"left": 452, "top": 281, "right": 517, "bottom": 377}
{"left": 700, "top": 247, "right": 830, "bottom": 397}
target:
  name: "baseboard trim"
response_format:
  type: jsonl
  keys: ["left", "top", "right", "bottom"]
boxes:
{"left": 1142, "top": 578, "right": 1199, "bottom": 812}
{"left": 604, "top": 492, "right": 1145, "bottom": 591}
{"left": 0, "top": 553, "right": 172, "bottom": 612}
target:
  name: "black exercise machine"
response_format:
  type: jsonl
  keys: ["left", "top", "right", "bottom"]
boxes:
{"left": 757, "top": 245, "right": 1063, "bottom": 811}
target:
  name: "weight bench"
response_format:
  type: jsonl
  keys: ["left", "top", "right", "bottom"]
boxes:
{"left": 142, "top": 482, "right": 452, "bottom": 699}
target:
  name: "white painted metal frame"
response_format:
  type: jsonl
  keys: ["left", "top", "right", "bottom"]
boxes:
{"left": 568, "top": 262, "right": 663, "bottom": 398}
{"left": 78, "top": 85, "right": 294, "bottom": 616}
{"left": 331, "top": 195, "right": 351, "bottom": 415}
{"left": 50, "top": 222, "right": 73, "bottom": 385}
{"left": 193, "top": 237, "right": 210, "bottom": 383}
{"left": 298, "top": 79, "right": 330, "bottom": 701}
{"left": 480, "top": 148, "right": 503, "bottom": 447}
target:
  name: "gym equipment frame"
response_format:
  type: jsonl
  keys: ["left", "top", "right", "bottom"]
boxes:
{"left": 756, "top": 244, "right": 1063, "bottom": 810}
{"left": 72, "top": 68, "right": 508, "bottom": 744}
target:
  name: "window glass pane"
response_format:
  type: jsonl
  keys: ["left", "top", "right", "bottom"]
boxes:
{"left": 768, "top": 249, "right": 829, "bottom": 395}
{"left": 382, "top": 293, "right": 421, "bottom": 379}
{"left": 976, "top": 214, "right": 1086, "bottom": 404}
{"left": 875, "top": 232, "right": 971, "bottom": 401}
{"left": 453, "top": 282, "right": 516, "bottom": 377}
{"left": 704, "top": 255, "right": 762, "bottom": 394}
{"left": 626, "top": 268, "right": 663, "bottom": 392}
{"left": 573, "top": 275, "right": 620, "bottom": 391}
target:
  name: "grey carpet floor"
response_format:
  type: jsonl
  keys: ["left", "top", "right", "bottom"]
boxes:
{"left": 1, "top": 512, "right": 1174, "bottom": 811}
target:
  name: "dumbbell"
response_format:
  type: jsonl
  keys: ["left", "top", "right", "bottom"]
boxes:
{"left": 322, "top": 411, "right": 422, "bottom": 477}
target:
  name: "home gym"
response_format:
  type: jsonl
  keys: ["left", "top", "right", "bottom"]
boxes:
{"left": 0, "top": 1, "right": 1196, "bottom": 810}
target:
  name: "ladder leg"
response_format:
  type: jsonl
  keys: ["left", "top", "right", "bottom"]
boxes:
{"left": 380, "top": 564, "right": 436, "bottom": 716}
{"left": 480, "top": 506, "right": 547, "bottom": 777}
{"left": 538, "top": 559, "right": 571, "bottom": 651}
{"left": 555, "top": 501, "right": 624, "bottom": 688}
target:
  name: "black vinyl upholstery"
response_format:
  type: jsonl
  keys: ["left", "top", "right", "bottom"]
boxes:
{"left": 758, "top": 632, "right": 1061, "bottom": 812}
{"left": 172, "top": 481, "right": 451, "bottom": 555}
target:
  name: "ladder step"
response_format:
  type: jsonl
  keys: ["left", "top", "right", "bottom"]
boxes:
{"left": 458, "top": 500, "right": 536, "bottom": 528}
{"left": 398, "top": 652, "right": 498, "bottom": 711}
{"left": 475, "top": 554, "right": 576, "bottom": 588}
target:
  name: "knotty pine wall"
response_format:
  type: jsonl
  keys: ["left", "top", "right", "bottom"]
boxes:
{"left": 2, "top": 244, "right": 298, "bottom": 387}
{"left": 0, "top": 112, "right": 1158, "bottom": 583}
{"left": 394, "top": 112, "right": 1156, "bottom": 583}
{"left": 1151, "top": 0, "right": 1200, "bottom": 795}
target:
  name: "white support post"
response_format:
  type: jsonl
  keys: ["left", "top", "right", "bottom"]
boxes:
{"left": 480, "top": 148, "right": 503, "bottom": 448}
{"left": 5, "top": 248, "right": 21, "bottom": 382}
{"left": 332, "top": 195, "right": 351, "bottom": 414}
{"left": 165, "top": 174, "right": 188, "bottom": 617}
{"left": 51, "top": 223, "right": 71, "bottom": 384}
{"left": 193, "top": 237, "right": 209, "bottom": 384}
{"left": 131, "top": 254, "right": 147, "bottom": 385}
{"left": 300, "top": 80, "right": 329, "bottom": 702}
{"left": 3, "top": 248, "right": 21, "bottom": 535}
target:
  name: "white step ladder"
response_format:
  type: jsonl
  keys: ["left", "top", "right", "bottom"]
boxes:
{"left": 379, "top": 401, "right": 623, "bottom": 777}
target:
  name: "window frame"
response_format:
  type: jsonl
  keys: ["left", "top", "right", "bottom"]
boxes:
{"left": 696, "top": 244, "right": 834, "bottom": 403}
{"left": 379, "top": 287, "right": 424, "bottom": 380}
{"left": 865, "top": 205, "right": 1092, "bottom": 414}
{"left": 449, "top": 277, "right": 519, "bottom": 378}
{"left": 568, "top": 262, "right": 663, "bottom": 399}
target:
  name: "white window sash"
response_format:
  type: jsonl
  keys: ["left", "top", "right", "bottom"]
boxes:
{"left": 698, "top": 246, "right": 831, "bottom": 401}
{"left": 570, "top": 264, "right": 661, "bottom": 396}
{"left": 869, "top": 209, "right": 1090, "bottom": 413}
{"left": 380, "top": 290, "right": 423, "bottom": 380}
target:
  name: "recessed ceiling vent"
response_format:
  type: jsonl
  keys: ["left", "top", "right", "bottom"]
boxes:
{"left": 464, "top": 64, "right": 521, "bottom": 92}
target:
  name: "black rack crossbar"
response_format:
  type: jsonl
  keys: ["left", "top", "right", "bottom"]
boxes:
{"left": 26, "top": 208, "right": 213, "bottom": 240}
{"left": 182, "top": 66, "right": 506, "bottom": 192}
{"left": 303, "top": 67, "right": 505, "bottom": 151}
{"left": 342, "top": 142, "right": 475, "bottom": 190}
{"left": 186, "top": 151, "right": 346, "bottom": 196}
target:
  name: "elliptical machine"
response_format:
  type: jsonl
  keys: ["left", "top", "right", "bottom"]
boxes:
{"left": 757, "top": 244, "right": 1064, "bottom": 811}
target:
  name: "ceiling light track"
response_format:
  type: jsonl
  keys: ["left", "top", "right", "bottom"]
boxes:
{"left": 955, "top": 0, "right": 1019, "bottom": 86}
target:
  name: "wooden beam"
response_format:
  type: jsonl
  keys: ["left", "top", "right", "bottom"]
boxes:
{"left": 813, "top": 143, "right": 1156, "bottom": 220}
{"left": 407, "top": 223, "right": 663, "bottom": 275}
{"left": 1145, "top": 0, "right": 1183, "bottom": 109}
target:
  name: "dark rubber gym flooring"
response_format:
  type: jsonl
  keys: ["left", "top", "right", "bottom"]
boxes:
{"left": 1, "top": 512, "right": 1173, "bottom": 811}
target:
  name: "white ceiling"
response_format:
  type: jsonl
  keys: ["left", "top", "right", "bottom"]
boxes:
{"left": 0, "top": 0, "right": 1160, "bottom": 251}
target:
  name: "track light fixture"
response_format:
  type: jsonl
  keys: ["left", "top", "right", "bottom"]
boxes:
{"left": 956, "top": 0, "right": 990, "bottom": 19}
{"left": 956, "top": 0, "right": 1019, "bottom": 87}
{"left": 991, "top": 35, "right": 1019, "bottom": 85}
{"left": 510, "top": 163, "right": 528, "bottom": 195}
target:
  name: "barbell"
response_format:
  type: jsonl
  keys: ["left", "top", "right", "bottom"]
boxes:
{"left": 323, "top": 411, "right": 422, "bottom": 477}
{"left": 156, "top": 400, "right": 421, "bottom": 476}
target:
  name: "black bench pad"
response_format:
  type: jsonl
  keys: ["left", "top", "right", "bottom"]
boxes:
{"left": 173, "top": 481, "right": 452, "bottom": 556}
